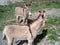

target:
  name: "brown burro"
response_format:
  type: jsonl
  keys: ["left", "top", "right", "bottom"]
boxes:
{"left": 2, "top": 10, "right": 45, "bottom": 45}
{"left": 15, "top": 4, "right": 32, "bottom": 24}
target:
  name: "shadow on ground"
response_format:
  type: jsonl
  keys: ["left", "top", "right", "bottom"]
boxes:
{"left": 33, "top": 29, "right": 47, "bottom": 45}
{"left": 17, "top": 29, "right": 47, "bottom": 45}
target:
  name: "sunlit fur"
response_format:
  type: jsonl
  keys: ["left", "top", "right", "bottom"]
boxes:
{"left": 3, "top": 10, "right": 45, "bottom": 45}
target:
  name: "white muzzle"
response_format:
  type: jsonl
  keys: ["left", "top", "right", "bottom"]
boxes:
{"left": 28, "top": 12, "right": 32, "bottom": 16}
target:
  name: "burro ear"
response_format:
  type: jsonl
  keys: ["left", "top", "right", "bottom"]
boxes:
{"left": 38, "top": 11, "right": 41, "bottom": 16}
{"left": 25, "top": 4, "right": 28, "bottom": 6}
{"left": 29, "top": 1, "right": 32, "bottom": 6}
{"left": 43, "top": 10, "right": 45, "bottom": 13}
{"left": 28, "top": 3, "right": 32, "bottom": 6}
{"left": 39, "top": 10, "right": 41, "bottom": 13}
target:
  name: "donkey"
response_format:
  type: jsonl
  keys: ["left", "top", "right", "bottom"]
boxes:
{"left": 15, "top": 4, "right": 32, "bottom": 24}
{"left": 2, "top": 10, "right": 45, "bottom": 45}
{"left": 40, "top": 10, "right": 45, "bottom": 28}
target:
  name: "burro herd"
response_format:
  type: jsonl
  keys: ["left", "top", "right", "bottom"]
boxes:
{"left": 2, "top": 3, "right": 46, "bottom": 45}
